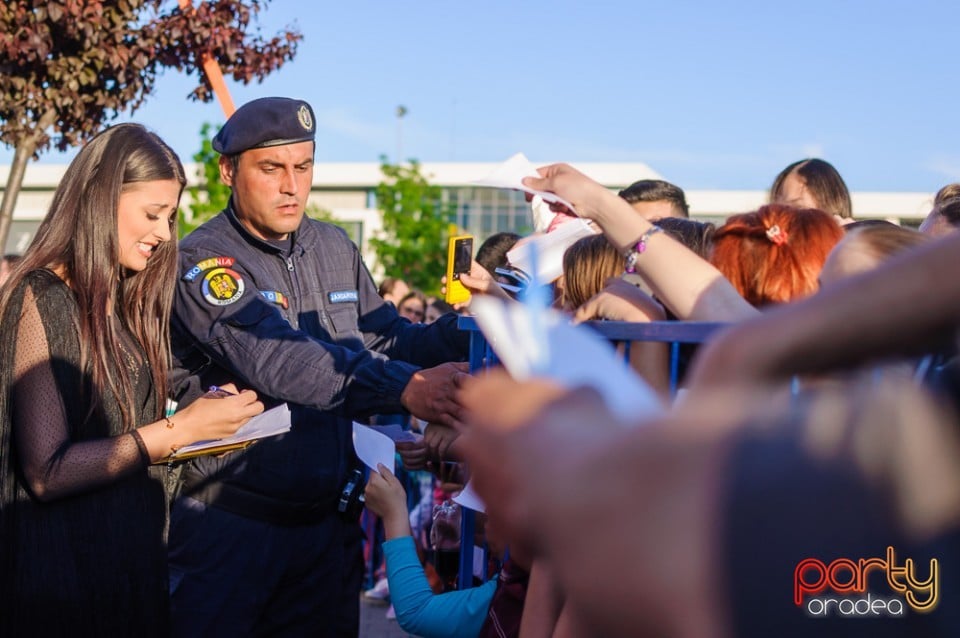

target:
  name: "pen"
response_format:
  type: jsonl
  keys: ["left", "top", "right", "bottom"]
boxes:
{"left": 208, "top": 385, "right": 236, "bottom": 396}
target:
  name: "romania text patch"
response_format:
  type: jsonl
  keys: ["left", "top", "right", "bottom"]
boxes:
{"left": 202, "top": 268, "right": 245, "bottom": 306}
{"left": 183, "top": 256, "right": 236, "bottom": 282}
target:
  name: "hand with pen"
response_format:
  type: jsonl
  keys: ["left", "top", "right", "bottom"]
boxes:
{"left": 155, "top": 383, "right": 264, "bottom": 460}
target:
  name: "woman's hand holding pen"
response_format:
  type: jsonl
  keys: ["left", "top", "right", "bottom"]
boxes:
{"left": 176, "top": 383, "right": 264, "bottom": 442}
{"left": 138, "top": 383, "right": 264, "bottom": 463}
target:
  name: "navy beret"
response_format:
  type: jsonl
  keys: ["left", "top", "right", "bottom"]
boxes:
{"left": 212, "top": 97, "right": 316, "bottom": 155}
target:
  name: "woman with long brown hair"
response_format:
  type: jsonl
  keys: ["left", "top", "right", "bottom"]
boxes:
{"left": 0, "top": 123, "right": 263, "bottom": 636}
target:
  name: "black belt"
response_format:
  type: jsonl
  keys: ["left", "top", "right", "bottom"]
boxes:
{"left": 182, "top": 473, "right": 334, "bottom": 527}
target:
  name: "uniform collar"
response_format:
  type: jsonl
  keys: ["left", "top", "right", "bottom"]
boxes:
{"left": 223, "top": 197, "right": 311, "bottom": 254}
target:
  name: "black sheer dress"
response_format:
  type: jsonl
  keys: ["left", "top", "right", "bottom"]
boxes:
{"left": 0, "top": 269, "right": 169, "bottom": 636}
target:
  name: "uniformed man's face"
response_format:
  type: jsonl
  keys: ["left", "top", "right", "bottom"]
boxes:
{"left": 221, "top": 141, "right": 314, "bottom": 241}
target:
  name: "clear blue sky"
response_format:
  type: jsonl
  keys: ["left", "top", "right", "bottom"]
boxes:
{"left": 5, "top": 0, "right": 960, "bottom": 193}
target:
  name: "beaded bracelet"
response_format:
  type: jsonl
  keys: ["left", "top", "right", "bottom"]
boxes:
{"left": 624, "top": 226, "right": 663, "bottom": 274}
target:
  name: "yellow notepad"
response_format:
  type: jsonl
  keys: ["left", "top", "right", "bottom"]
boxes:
{"left": 153, "top": 403, "right": 292, "bottom": 465}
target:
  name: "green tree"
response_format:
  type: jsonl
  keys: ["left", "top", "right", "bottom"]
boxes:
{"left": 181, "top": 122, "right": 231, "bottom": 236}
{"left": 0, "top": 0, "right": 301, "bottom": 251}
{"left": 371, "top": 158, "right": 456, "bottom": 295}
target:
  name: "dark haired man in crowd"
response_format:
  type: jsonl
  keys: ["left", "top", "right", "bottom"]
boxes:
{"left": 618, "top": 179, "right": 690, "bottom": 221}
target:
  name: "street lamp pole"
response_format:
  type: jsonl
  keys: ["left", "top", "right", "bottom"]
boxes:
{"left": 396, "top": 105, "right": 407, "bottom": 164}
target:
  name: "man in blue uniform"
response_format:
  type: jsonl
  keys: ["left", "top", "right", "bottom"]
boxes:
{"left": 167, "top": 97, "right": 470, "bottom": 636}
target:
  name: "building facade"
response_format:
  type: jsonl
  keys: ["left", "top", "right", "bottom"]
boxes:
{"left": 1, "top": 161, "right": 936, "bottom": 275}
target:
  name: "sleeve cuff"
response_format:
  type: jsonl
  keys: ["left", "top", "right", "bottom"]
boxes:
{"left": 381, "top": 360, "right": 419, "bottom": 410}
{"left": 130, "top": 429, "right": 151, "bottom": 467}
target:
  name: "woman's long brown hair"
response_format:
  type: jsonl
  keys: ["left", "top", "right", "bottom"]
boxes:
{"left": 0, "top": 123, "right": 185, "bottom": 431}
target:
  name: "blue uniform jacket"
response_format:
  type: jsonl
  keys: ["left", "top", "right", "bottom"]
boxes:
{"left": 170, "top": 204, "right": 469, "bottom": 506}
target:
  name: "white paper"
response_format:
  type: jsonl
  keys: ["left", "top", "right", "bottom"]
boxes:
{"left": 470, "top": 297, "right": 663, "bottom": 423}
{"left": 452, "top": 479, "right": 487, "bottom": 513}
{"left": 506, "top": 218, "right": 599, "bottom": 283}
{"left": 472, "top": 152, "right": 577, "bottom": 213}
{"left": 530, "top": 195, "right": 554, "bottom": 233}
{"left": 473, "top": 545, "right": 487, "bottom": 579}
{"left": 172, "top": 403, "right": 293, "bottom": 456}
{"left": 352, "top": 422, "right": 396, "bottom": 473}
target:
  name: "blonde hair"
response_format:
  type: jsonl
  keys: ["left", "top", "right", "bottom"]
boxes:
{"left": 561, "top": 234, "right": 622, "bottom": 311}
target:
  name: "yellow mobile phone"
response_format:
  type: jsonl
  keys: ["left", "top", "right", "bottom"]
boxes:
{"left": 444, "top": 234, "right": 473, "bottom": 305}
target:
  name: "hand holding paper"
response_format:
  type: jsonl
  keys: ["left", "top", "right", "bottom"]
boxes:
{"left": 473, "top": 152, "right": 577, "bottom": 213}
{"left": 352, "top": 422, "right": 396, "bottom": 474}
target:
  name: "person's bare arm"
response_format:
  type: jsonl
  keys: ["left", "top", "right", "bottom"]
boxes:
{"left": 519, "top": 560, "right": 564, "bottom": 638}
{"left": 523, "top": 165, "right": 757, "bottom": 323}
{"left": 689, "top": 232, "right": 960, "bottom": 388}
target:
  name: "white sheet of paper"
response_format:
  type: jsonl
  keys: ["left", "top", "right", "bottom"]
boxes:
{"left": 173, "top": 403, "right": 292, "bottom": 456}
{"left": 530, "top": 195, "right": 554, "bottom": 233}
{"left": 352, "top": 422, "right": 396, "bottom": 473}
{"left": 473, "top": 545, "right": 486, "bottom": 579}
{"left": 472, "top": 152, "right": 577, "bottom": 213}
{"left": 506, "top": 218, "right": 599, "bottom": 283}
{"left": 470, "top": 297, "right": 663, "bottom": 423}
{"left": 452, "top": 479, "right": 487, "bottom": 513}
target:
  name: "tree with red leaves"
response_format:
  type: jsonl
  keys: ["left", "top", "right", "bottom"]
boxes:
{"left": 0, "top": 0, "right": 302, "bottom": 250}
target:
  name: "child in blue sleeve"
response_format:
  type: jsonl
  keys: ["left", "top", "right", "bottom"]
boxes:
{"left": 365, "top": 463, "right": 522, "bottom": 638}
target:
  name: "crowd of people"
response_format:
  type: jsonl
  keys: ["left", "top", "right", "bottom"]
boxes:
{"left": 1, "top": 93, "right": 959, "bottom": 638}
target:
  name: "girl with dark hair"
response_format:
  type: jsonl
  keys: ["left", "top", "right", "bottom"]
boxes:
{"left": 770, "top": 158, "right": 853, "bottom": 220}
{"left": 0, "top": 123, "right": 263, "bottom": 636}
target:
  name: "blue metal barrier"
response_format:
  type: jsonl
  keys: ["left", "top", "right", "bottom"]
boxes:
{"left": 453, "top": 316, "right": 727, "bottom": 588}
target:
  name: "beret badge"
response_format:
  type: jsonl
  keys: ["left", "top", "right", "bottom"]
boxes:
{"left": 298, "top": 105, "right": 313, "bottom": 131}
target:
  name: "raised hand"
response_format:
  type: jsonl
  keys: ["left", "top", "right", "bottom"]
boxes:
{"left": 364, "top": 464, "right": 412, "bottom": 538}
{"left": 521, "top": 163, "right": 615, "bottom": 220}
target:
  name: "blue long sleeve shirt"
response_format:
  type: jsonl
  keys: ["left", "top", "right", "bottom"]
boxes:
{"left": 384, "top": 536, "right": 497, "bottom": 638}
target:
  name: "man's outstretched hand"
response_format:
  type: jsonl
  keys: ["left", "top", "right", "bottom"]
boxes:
{"left": 400, "top": 361, "right": 470, "bottom": 428}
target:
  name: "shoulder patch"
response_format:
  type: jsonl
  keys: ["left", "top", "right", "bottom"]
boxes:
{"left": 260, "top": 290, "right": 290, "bottom": 309}
{"left": 328, "top": 290, "right": 359, "bottom": 303}
{"left": 183, "top": 256, "right": 236, "bottom": 282}
{"left": 202, "top": 268, "right": 245, "bottom": 306}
